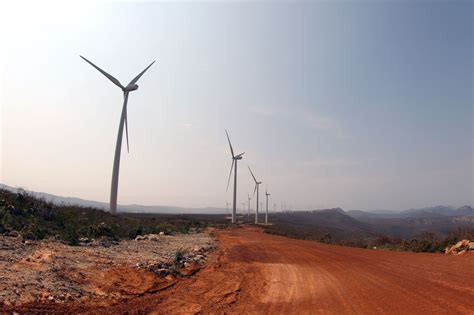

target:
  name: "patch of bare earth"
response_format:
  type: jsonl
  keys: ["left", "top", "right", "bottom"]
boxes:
{"left": 0, "top": 231, "right": 215, "bottom": 312}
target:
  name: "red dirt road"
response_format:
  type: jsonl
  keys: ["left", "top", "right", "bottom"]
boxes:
{"left": 213, "top": 227, "right": 474, "bottom": 314}
{"left": 14, "top": 226, "right": 474, "bottom": 314}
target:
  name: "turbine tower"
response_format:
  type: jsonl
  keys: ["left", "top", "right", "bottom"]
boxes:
{"left": 265, "top": 189, "right": 271, "bottom": 224}
{"left": 247, "top": 194, "right": 252, "bottom": 217}
{"left": 225, "top": 130, "right": 245, "bottom": 224}
{"left": 80, "top": 56, "right": 155, "bottom": 214}
{"left": 248, "top": 166, "right": 262, "bottom": 224}
{"left": 225, "top": 200, "right": 230, "bottom": 217}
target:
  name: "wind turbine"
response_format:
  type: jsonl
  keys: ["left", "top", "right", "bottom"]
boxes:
{"left": 248, "top": 166, "right": 262, "bottom": 224}
{"left": 265, "top": 189, "right": 271, "bottom": 224}
{"left": 242, "top": 202, "right": 246, "bottom": 214}
{"left": 80, "top": 56, "right": 155, "bottom": 214}
{"left": 225, "top": 200, "right": 230, "bottom": 217}
{"left": 225, "top": 130, "right": 244, "bottom": 224}
{"left": 247, "top": 194, "right": 252, "bottom": 217}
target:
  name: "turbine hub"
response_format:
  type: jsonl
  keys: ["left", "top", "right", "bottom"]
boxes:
{"left": 124, "top": 84, "right": 139, "bottom": 92}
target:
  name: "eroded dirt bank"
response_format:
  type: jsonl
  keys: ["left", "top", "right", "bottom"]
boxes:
{"left": 4, "top": 226, "right": 474, "bottom": 314}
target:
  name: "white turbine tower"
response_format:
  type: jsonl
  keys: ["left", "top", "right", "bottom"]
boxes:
{"left": 247, "top": 194, "right": 252, "bottom": 217}
{"left": 225, "top": 200, "right": 230, "bottom": 218}
{"left": 225, "top": 130, "right": 244, "bottom": 224}
{"left": 80, "top": 56, "right": 155, "bottom": 214}
{"left": 248, "top": 166, "right": 262, "bottom": 224}
{"left": 265, "top": 189, "right": 271, "bottom": 224}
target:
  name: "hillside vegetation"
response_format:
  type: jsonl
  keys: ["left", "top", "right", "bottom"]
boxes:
{"left": 0, "top": 189, "right": 222, "bottom": 245}
{"left": 264, "top": 209, "right": 474, "bottom": 253}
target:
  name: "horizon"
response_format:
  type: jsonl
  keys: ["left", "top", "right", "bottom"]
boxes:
{"left": 1, "top": 1, "right": 473, "bottom": 210}
{"left": 0, "top": 182, "right": 471, "bottom": 214}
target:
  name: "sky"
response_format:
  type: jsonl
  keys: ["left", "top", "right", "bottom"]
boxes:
{"left": 0, "top": 0, "right": 472, "bottom": 211}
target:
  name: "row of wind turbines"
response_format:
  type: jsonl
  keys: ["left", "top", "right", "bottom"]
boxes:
{"left": 225, "top": 130, "right": 271, "bottom": 224}
{"left": 80, "top": 55, "right": 282, "bottom": 219}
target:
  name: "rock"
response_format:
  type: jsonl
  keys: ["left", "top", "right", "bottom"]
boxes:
{"left": 453, "top": 239, "right": 469, "bottom": 250}
{"left": 7, "top": 230, "right": 19, "bottom": 237}
{"left": 179, "top": 262, "right": 200, "bottom": 276}
{"left": 79, "top": 237, "right": 90, "bottom": 244}
{"left": 469, "top": 242, "right": 474, "bottom": 250}
{"left": 159, "top": 232, "right": 165, "bottom": 235}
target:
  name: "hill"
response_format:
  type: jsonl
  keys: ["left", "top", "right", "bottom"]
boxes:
{"left": 0, "top": 188, "right": 225, "bottom": 245}
{"left": 0, "top": 184, "right": 226, "bottom": 214}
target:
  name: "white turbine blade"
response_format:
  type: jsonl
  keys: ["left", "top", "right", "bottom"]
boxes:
{"left": 80, "top": 56, "right": 124, "bottom": 89}
{"left": 128, "top": 60, "right": 156, "bottom": 86}
{"left": 225, "top": 129, "right": 235, "bottom": 158}
{"left": 248, "top": 166, "right": 257, "bottom": 183}
{"left": 226, "top": 159, "right": 234, "bottom": 191}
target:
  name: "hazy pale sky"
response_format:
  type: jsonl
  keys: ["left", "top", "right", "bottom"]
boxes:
{"left": 1, "top": 0, "right": 472, "bottom": 210}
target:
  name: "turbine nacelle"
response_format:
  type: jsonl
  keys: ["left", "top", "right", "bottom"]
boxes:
{"left": 233, "top": 152, "right": 245, "bottom": 160}
{"left": 124, "top": 84, "right": 139, "bottom": 92}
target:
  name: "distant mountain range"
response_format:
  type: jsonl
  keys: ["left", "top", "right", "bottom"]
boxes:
{"left": 272, "top": 207, "right": 474, "bottom": 241}
{"left": 1, "top": 183, "right": 472, "bottom": 218}
{"left": 0, "top": 184, "right": 227, "bottom": 214}
{"left": 347, "top": 205, "right": 474, "bottom": 219}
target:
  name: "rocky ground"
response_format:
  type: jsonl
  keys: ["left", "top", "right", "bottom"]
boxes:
{"left": 0, "top": 230, "right": 216, "bottom": 309}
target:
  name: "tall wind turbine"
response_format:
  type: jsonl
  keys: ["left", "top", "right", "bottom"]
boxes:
{"left": 248, "top": 166, "right": 262, "bottom": 224}
{"left": 225, "top": 130, "right": 244, "bottom": 224}
{"left": 80, "top": 56, "right": 155, "bottom": 214}
{"left": 265, "top": 189, "right": 271, "bottom": 224}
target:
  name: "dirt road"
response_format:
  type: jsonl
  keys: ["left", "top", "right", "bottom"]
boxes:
{"left": 13, "top": 226, "right": 474, "bottom": 314}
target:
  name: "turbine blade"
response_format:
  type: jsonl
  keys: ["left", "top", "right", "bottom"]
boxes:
{"left": 248, "top": 166, "right": 257, "bottom": 183}
{"left": 226, "top": 159, "right": 234, "bottom": 191}
{"left": 80, "top": 55, "right": 124, "bottom": 89}
{"left": 225, "top": 129, "right": 235, "bottom": 158}
{"left": 253, "top": 184, "right": 257, "bottom": 196}
{"left": 128, "top": 60, "right": 156, "bottom": 86}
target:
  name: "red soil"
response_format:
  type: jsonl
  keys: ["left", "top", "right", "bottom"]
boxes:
{"left": 11, "top": 226, "right": 474, "bottom": 314}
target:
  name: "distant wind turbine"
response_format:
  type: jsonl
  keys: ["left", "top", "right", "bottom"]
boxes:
{"left": 225, "top": 200, "right": 230, "bottom": 217}
{"left": 247, "top": 194, "right": 252, "bottom": 217}
{"left": 265, "top": 189, "right": 271, "bottom": 224}
{"left": 225, "top": 130, "right": 244, "bottom": 224}
{"left": 248, "top": 166, "right": 262, "bottom": 224}
{"left": 80, "top": 55, "right": 155, "bottom": 214}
